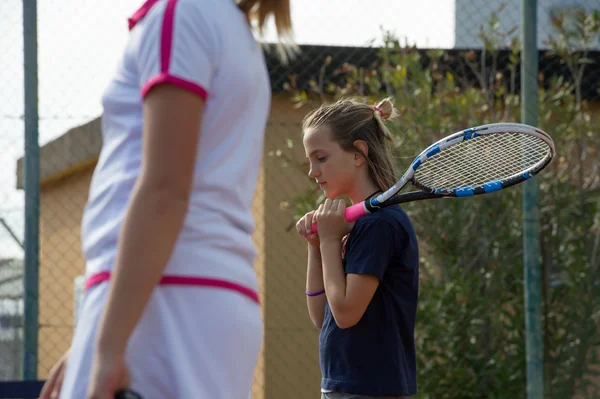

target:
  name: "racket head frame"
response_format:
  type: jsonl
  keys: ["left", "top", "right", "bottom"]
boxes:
{"left": 365, "top": 122, "right": 555, "bottom": 212}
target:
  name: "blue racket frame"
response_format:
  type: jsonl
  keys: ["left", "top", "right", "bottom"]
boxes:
{"left": 365, "top": 123, "right": 555, "bottom": 212}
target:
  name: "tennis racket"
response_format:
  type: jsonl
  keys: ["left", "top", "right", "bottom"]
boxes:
{"left": 311, "top": 122, "right": 555, "bottom": 233}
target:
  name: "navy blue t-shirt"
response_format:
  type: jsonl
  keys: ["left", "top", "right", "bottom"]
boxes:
{"left": 319, "top": 205, "right": 419, "bottom": 396}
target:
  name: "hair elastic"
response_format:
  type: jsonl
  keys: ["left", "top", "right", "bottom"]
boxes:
{"left": 306, "top": 289, "right": 325, "bottom": 297}
{"left": 370, "top": 105, "right": 385, "bottom": 118}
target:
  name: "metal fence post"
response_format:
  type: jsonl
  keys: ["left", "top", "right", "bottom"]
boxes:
{"left": 22, "top": 0, "right": 40, "bottom": 381}
{"left": 521, "top": 0, "right": 543, "bottom": 397}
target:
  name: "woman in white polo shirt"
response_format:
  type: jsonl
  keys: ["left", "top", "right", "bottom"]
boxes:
{"left": 39, "top": 1, "right": 293, "bottom": 398}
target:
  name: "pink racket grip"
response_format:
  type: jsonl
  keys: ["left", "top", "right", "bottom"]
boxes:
{"left": 345, "top": 202, "right": 369, "bottom": 222}
{"left": 311, "top": 223, "right": 318, "bottom": 234}
{"left": 310, "top": 202, "right": 368, "bottom": 234}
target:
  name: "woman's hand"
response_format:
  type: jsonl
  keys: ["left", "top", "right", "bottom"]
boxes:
{"left": 40, "top": 349, "right": 70, "bottom": 399}
{"left": 86, "top": 350, "right": 130, "bottom": 399}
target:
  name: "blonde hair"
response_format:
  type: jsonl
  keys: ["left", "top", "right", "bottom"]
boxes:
{"left": 302, "top": 97, "right": 399, "bottom": 191}
{"left": 237, "top": 0, "right": 295, "bottom": 61}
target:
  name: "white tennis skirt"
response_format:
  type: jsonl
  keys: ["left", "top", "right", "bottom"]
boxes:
{"left": 60, "top": 274, "right": 263, "bottom": 399}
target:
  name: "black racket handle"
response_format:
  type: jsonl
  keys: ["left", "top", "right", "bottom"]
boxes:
{"left": 115, "top": 389, "right": 143, "bottom": 399}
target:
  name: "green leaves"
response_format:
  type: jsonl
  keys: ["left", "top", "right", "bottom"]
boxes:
{"left": 280, "top": 5, "right": 600, "bottom": 397}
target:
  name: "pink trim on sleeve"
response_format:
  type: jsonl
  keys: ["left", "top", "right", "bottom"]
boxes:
{"left": 160, "top": 0, "right": 176, "bottom": 72}
{"left": 128, "top": 0, "right": 161, "bottom": 30}
{"left": 139, "top": 0, "right": 209, "bottom": 99}
{"left": 142, "top": 73, "right": 208, "bottom": 99}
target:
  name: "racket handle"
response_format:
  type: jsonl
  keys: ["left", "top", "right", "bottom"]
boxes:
{"left": 345, "top": 202, "right": 368, "bottom": 222}
{"left": 115, "top": 389, "right": 143, "bottom": 399}
{"left": 310, "top": 202, "right": 368, "bottom": 234}
{"left": 311, "top": 223, "right": 318, "bottom": 234}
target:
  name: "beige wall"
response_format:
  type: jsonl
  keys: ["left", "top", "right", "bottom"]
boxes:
{"left": 38, "top": 167, "right": 93, "bottom": 377}
{"left": 36, "top": 95, "right": 320, "bottom": 398}
{"left": 260, "top": 96, "right": 321, "bottom": 398}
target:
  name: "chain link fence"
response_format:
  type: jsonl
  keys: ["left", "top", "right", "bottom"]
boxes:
{"left": 1, "top": 1, "right": 599, "bottom": 398}
{"left": 0, "top": 0, "right": 25, "bottom": 382}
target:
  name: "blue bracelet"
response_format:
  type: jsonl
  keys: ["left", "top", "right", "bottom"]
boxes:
{"left": 306, "top": 289, "right": 325, "bottom": 297}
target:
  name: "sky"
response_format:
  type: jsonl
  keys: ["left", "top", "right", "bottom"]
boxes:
{"left": 0, "top": 0, "right": 458, "bottom": 261}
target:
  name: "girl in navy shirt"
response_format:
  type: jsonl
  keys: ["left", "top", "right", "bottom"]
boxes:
{"left": 297, "top": 98, "right": 419, "bottom": 398}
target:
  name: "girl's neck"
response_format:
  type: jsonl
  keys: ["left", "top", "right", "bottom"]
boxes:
{"left": 347, "top": 181, "right": 381, "bottom": 205}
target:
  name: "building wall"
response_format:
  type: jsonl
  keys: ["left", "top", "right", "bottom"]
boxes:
{"left": 261, "top": 96, "right": 321, "bottom": 398}
{"left": 36, "top": 95, "right": 320, "bottom": 398}
{"left": 38, "top": 167, "right": 93, "bottom": 378}
{"left": 454, "top": 0, "right": 600, "bottom": 50}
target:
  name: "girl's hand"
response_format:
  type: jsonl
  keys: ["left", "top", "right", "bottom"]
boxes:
{"left": 314, "top": 199, "right": 353, "bottom": 243}
{"left": 87, "top": 350, "right": 130, "bottom": 399}
{"left": 296, "top": 210, "right": 320, "bottom": 248}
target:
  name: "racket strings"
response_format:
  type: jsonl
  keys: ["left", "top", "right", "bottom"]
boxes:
{"left": 414, "top": 133, "right": 551, "bottom": 189}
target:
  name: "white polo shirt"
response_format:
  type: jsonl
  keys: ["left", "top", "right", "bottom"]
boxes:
{"left": 81, "top": 0, "right": 270, "bottom": 296}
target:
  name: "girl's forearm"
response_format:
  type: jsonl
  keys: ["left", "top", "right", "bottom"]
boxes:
{"left": 306, "top": 245, "right": 326, "bottom": 328}
{"left": 319, "top": 239, "right": 347, "bottom": 310}
{"left": 306, "top": 245, "right": 324, "bottom": 292}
